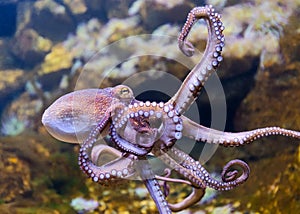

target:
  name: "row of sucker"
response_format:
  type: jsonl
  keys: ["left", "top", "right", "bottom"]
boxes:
{"left": 181, "top": 5, "right": 224, "bottom": 102}
{"left": 136, "top": 159, "right": 172, "bottom": 214}
{"left": 168, "top": 5, "right": 225, "bottom": 115}
{"left": 78, "top": 115, "right": 135, "bottom": 183}
{"left": 219, "top": 127, "right": 300, "bottom": 147}
{"left": 178, "top": 5, "right": 225, "bottom": 67}
{"left": 112, "top": 101, "right": 183, "bottom": 148}
{"left": 191, "top": 126, "right": 300, "bottom": 147}
{"left": 165, "top": 147, "right": 250, "bottom": 191}
{"left": 110, "top": 125, "right": 150, "bottom": 156}
{"left": 153, "top": 147, "right": 206, "bottom": 189}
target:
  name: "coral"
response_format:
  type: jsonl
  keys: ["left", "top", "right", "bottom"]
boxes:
{"left": 62, "top": 9, "right": 203, "bottom": 90}
{"left": 70, "top": 197, "right": 99, "bottom": 212}
{"left": 0, "top": 69, "right": 26, "bottom": 112}
{"left": 1, "top": 92, "right": 43, "bottom": 136}
{"left": 63, "top": 16, "right": 142, "bottom": 60}
{"left": 64, "top": 0, "right": 87, "bottom": 15}
{"left": 1, "top": 115, "right": 25, "bottom": 136}
{"left": 34, "top": 0, "right": 66, "bottom": 15}
{"left": 39, "top": 44, "right": 73, "bottom": 75}
{"left": 0, "top": 69, "right": 24, "bottom": 92}
{"left": 234, "top": 5, "right": 300, "bottom": 158}
{"left": 221, "top": 0, "right": 300, "bottom": 68}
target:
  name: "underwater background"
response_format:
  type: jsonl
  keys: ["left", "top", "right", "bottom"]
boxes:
{"left": 0, "top": 0, "right": 300, "bottom": 213}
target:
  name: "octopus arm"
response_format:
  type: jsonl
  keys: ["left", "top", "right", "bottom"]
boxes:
{"left": 182, "top": 116, "right": 300, "bottom": 146}
{"left": 156, "top": 147, "right": 249, "bottom": 190}
{"left": 136, "top": 158, "right": 172, "bottom": 214}
{"left": 168, "top": 5, "right": 225, "bottom": 115}
{"left": 79, "top": 115, "right": 136, "bottom": 183}
{"left": 168, "top": 188, "right": 205, "bottom": 212}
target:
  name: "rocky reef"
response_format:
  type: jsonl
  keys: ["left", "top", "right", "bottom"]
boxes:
{"left": 0, "top": 0, "right": 300, "bottom": 213}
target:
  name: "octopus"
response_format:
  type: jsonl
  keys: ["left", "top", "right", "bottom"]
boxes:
{"left": 42, "top": 5, "right": 300, "bottom": 213}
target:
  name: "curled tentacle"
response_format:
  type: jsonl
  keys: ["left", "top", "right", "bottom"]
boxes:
{"left": 155, "top": 168, "right": 205, "bottom": 212}
{"left": 168, "top": 5, "right": 225, "bottom": 115}
{"left": 221, "top": 159, "right": 250, "bottom": 183}
{"left": 91, "top": 144, "right": 122, "bottom": 163}
{"left": 110, "top": 125, "right": 151, "bottom": 156}
{"left": 112, "top": 101, "right": 183, "bottom": 149}
{"left": 155, "top": 170, "right": 194, "bottom": 187}
{"left": 153, "top": 147, "right": 206, "bottom": 211}
{"left": 182, "top": 115, "right": 300, "bottom": 146}
{"left": 78, "top": 115, "right": 136, "bottom": 183}
{"left": 157, "top": 146, "right": 250, "bottom": 191}
{"left": 156, "top": 168, "right": 195, "bottom": 197}
{"left": 168, "top": 188, "right": 205, "bottom": 212}
{"left": 160, "top": 168, "right": 172, "bottom": 197}
{"left": 153, "top": 146, "right": 205, "bottom": 188}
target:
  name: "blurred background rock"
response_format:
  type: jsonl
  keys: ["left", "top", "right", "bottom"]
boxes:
{"left": 0, "top": 0, "right": 299, "bottom": 213}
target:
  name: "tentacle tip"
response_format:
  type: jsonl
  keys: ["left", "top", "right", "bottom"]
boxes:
{"left": 178, "top": 40, "right": 195, "bottom": 57}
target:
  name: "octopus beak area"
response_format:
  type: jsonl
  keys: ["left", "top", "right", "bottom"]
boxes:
{"left": 136, "top": 129, "right": 158, "bottom": 149}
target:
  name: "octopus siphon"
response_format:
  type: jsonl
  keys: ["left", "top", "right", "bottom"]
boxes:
{"left": 42, "top": 5, "right": 300, "bottom": 213}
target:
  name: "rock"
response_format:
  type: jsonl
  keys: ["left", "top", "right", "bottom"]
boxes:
{"left": 280, "top": 12, "right": 300, "bottom": 65}
{"left": 84, "top": 0, "right": 106, "bottom": 20}
{"left": 10, "top": 29, "right": 52, "bottom": 67}
{"left": 234, "top": 8, "right": 300, "bottom": 158}
{"left": 0, "top": 69, "right": 25, "bottom": 111}
{"left": 0, "top": 143, "right": 31, "bottom": 202}
{"left": 1, "top": 92, "right": 43, "bottom": 136}
{"left": 133, "top": 0, "right": 193, "bottom": 30}
{"left": 0, "top": 133, "right": 86, "bottom": 212}
{"left": 31, "top": 0, "right": 76, "bottom": 41}
{"left": 104, "top": 0, "right": 135, "bottom": 19}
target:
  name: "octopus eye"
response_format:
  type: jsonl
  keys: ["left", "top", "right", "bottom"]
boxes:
{"left": 121, "top": 87, "right": 130, "bottom": 95}
{"left": 113, "top": 85, "right": 133, "bottom": 101}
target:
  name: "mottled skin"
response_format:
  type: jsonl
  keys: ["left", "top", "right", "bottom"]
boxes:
{"left": 42, "top": 5, "right": 300, "bottom": 213}
{"left": 42, "top": 86, "right": 133, "bottom": 143}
